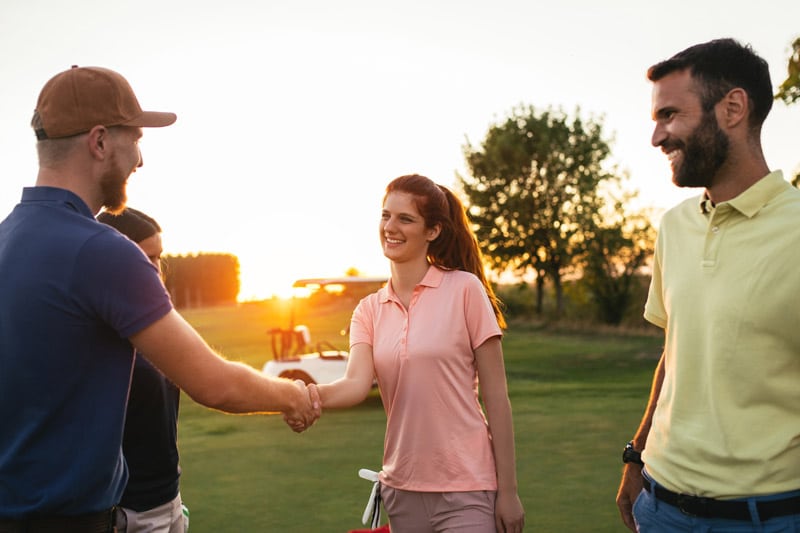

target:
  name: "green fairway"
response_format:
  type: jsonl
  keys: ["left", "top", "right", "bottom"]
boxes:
{"left": 176, "top": 300, "right": 662, "bottom": 532}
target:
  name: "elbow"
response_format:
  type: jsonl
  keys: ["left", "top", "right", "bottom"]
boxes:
{"left": 182, "top": 365, "right": 243, "bottom": 412}
{"left": 185, "top": 381, "right": 232, "bottom": 411}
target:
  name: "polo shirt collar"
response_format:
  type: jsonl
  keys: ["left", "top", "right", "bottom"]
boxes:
{"left": 699, "top": 170, "right": 787, "bottom": 218}
{"left": 379, "top": 264, "right": 446, "bottom": 303}
{"left": 21, "top": 186, "right": 95, "bottom": 219}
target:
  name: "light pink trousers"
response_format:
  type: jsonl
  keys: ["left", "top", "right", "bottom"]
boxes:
{"left": 380, "top": 485, "right": 497, "bottom": 533}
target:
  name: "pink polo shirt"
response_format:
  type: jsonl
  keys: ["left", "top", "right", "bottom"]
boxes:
{"left": 350, "top": 265, "right": 502, "bottom": 492}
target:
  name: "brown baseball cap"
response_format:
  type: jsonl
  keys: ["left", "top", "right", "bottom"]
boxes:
{"left": 32, "top": 65, "right": 177, "bottom": 140}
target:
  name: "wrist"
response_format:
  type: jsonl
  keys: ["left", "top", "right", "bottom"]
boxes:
{"left": 622, "top": 440, "right": 644, "bottom": 466}
{"left": 286, "top": 379, "right": 304, "bottom": 411}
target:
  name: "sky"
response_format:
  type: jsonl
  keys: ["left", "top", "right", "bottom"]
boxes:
{"left": 1, "top": 0, "right": 798, "bottom": 300}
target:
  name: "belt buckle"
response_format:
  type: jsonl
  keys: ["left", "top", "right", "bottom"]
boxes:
{"left": 676, "top": 494, "right": 708, "bottom": 517}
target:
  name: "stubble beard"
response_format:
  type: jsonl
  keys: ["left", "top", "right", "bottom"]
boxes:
{"left": 99, "top": 154, "right": 130, "bottom": 215}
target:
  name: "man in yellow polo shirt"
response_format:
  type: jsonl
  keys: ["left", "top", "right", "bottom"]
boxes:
{"left": 616, "top": 38, "right": 800, "bottom": 532}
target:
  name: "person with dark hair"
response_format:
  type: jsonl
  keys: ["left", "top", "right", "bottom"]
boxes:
{"left": 306, "top": 174, "right": 524, "bottom": 532}
{"left": 615, "top": 39, "right": 800, "bottom": 532}
{"left": 98, "top": 208, "right": 186, "bottom": 533}
{"left": 0, "top": 65, "right": 319, "bottom": 530}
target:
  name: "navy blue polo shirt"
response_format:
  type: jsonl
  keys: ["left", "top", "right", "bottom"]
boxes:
{"left": 0, "top": 187, "right": 173, "bottom": 517}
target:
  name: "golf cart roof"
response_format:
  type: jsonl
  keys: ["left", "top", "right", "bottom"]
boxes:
{"left": 292, "top": 277, "right": 388, "bottom": 289}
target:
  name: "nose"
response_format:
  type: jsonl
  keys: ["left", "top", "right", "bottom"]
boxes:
{"left": 382, "top": 216, "right": 397, "bottom": 234}
{"left": 651, "top": 122, "right": 667, "bottom": 148}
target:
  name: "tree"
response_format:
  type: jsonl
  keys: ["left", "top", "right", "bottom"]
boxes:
{"left": 460, "top": 105, "right": 617, "bottom": 316}
{"left": 580, "top": 202, "right": 655, "bottom": 325}
{"left": 776, "top": 36, "right": 800, "bottom": 187}
{"left": 776, "top": 36, "right": 800, "bottom": 105}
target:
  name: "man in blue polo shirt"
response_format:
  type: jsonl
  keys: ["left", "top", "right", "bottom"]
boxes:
{"left": 616, "top": 39, "right": 800, "bottom": 532}
{"left": 0, "top": 66, "right": 320, "bottom": 532}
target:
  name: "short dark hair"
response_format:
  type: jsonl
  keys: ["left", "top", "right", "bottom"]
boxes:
{"left": 97, "top": 207, "right": 161, "bottom": 243}
{"left": 647, "top": 38, "right": 773, "bottom": 130}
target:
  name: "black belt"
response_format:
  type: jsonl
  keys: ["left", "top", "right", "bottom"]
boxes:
{"left": 642, "top": 476, "right": 800, "bottom": 522}
{"left": 0, "top": 507, "right": 123, "bottom": 533}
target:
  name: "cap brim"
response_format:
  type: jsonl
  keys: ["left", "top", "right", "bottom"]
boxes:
{"left": 122, "top": 111, "right": 177, "bottom": 128}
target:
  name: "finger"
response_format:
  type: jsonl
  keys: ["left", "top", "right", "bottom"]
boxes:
{"left": 305, "top": 389, "right": 322, "bottom": 426}
{"left": 619, "top": 503, "right": 636, "bottom": 532}
{"left": 307, "top": 383, "right": 321, "bottom": 411}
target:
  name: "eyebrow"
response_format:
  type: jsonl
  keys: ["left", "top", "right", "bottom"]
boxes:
{"left": 382, "top": 208, "right": 420, "bottom": 220}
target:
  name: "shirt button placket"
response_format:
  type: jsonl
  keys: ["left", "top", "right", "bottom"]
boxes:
{"left": 400, "top": 312, "right": 408, "bottom": 357}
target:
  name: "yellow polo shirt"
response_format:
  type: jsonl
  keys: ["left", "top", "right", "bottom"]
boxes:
{"left": 643, "top": 170, "right": 800, "bottom": 499}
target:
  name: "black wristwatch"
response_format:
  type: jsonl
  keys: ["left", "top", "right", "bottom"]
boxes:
{"left": 622, "top": 441, "right": 644, "bottom": 466}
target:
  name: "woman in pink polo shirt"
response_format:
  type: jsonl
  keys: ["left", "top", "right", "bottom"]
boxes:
{"left": 315, "top": 174, "right": 525, "bottom": 532}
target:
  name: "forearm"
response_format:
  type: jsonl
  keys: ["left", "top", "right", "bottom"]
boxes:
{"left": 133, "top": 310, "right": 303, "bottom": 414}
{"left": 484, "top": 392, "right": 519, "bottom": 492}
{"left": 196, "top": 360, "right": 302, "bottom": 414}
{"left": 317, "top": 377, "right": 371, "bottom": 409}
{"left": 616, "top": 346, "right": 664, "bottom": 531}
{"left": 474, "top": 337, "right": 519, "bottom": 491}
{"left": 316, "top": 343, "right": 374, "bottom": 409}
{"left": 632, "top": 350, "right": 666, "bottom": 450}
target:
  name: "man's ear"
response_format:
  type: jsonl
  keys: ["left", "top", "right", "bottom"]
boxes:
{"left": 719, "top": 87, "right": 748, "bottom": 129}
{"left": 86, "top": 125, "right": 109, "bottom": 161}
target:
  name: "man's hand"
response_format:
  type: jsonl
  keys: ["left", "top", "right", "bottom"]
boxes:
{"left": 616, "top": 464, "right": 643, "bottom": 532}
{"left": 283, "top": 380, "right": 321, "bottom": 433}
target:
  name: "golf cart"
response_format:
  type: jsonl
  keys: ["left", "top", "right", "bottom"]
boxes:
{"left": 261, "top": 277, "right": 386, "bottom": 385}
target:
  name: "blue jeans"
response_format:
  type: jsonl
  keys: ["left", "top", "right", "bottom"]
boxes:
{"left": 634, "top": 472, "right": 800, "bottom": 533}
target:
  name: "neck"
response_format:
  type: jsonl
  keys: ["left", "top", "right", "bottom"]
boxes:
{"left": 706, "top": 143, "right": 770, "bottom": 205}
{"left": 36, "top": 166, "right": 102, "bottom": 215}
{"left": 389, "top": 258, "right": 430, "bottom": 295}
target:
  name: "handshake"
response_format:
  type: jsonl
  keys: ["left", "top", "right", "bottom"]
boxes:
{"left": 284, "top": 381, "right": 322, "bottom": 433}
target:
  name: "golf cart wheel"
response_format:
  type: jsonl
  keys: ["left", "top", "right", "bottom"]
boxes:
{"left": 279, "top": 370, "right": 316, "bottom": 385}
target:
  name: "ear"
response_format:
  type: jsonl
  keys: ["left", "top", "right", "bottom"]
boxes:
{"left": 86, "top": 125, "right": 110, "bottom": 161}
{"left": 718, "top": 87, "right": 748, "bottom": 129}
{"left": 427, "top": 223, "right": 442, "bottom": 242}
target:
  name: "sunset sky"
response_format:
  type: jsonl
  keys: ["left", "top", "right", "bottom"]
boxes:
{"left": 1, "top": 0, "right": 798, "bottom": 299}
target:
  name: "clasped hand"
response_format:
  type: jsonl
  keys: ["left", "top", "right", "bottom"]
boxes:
{"left": 284, "top": 381, "right": 321, "bottom": 433}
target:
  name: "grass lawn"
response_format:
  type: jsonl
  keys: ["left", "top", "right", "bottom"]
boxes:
{"left": 176, "top": 300, "right": 662, "bottom": 532}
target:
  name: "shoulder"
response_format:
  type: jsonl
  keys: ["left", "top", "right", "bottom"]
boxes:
{"left": 84, "top": 224, "right": 143, "bottom": 258}
{"left": 440, "top": 269, "right": 484, "bottom": 291}
{"left": 77, "top": 226, "right": 158, "bottom": 290}
{"left": 772, "top": 182, "right": 800, "bottom": 211}
{"left": 354, "top": 287, "right": 385, "bottom": 314}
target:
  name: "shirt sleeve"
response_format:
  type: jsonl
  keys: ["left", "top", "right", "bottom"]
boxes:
{"left": 349, "top": 294, "right": 376, "bottom": 349}
{"left": 461, "top": 273, "right": 503, "bottom": 349}
{"left": 74, "top": 230, "right": 173, "bottom": 338}
{"left": 644, "top": 230, "right": 667, "bottom": 329}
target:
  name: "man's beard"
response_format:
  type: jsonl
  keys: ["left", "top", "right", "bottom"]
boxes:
{"left": 100, "top": 154, "right": 130, "bottom": 214}
{"left": 670, "top": 111, "right": 730, "bottom": 189}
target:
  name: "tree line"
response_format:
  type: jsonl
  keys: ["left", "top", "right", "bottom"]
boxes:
{"left": 162, "top": 253, "right": 240, "bottom": 308}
